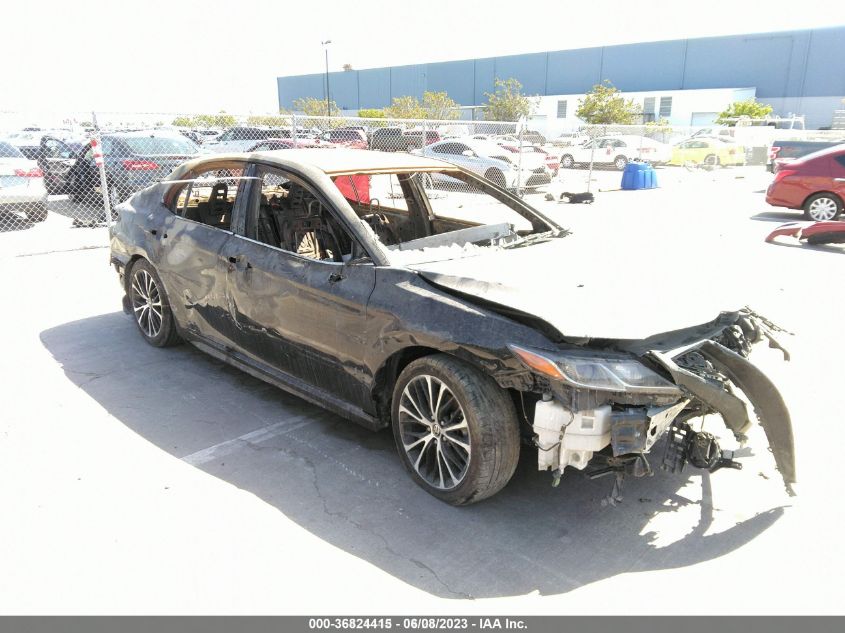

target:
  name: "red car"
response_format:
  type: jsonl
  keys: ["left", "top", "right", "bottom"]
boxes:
{"left": 765, "top": 144, "right": 845, "bottom": 221}
{"left": 323, "top": 129, "right": 368, "bottom": 150}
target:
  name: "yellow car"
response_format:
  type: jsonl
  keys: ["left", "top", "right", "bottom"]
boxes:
{"left": 670, "top": 138, "right": 746, "bottom": 166}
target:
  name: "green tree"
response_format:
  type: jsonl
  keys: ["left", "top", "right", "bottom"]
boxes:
{"left": 382, "top": 91, "right": 461, "bottom": 120}
{"left": 358, "top": 109, "right": 386, "bottom": 118}
{"left": 293, "top": 97, "right": 341, "bottom": 117}
{"left": 422, "top": 91, "right": 460, "bottom": 120}
{"left": 171, "top": 113, "right": 237, "bottom": 128}
{"left": 246, "top": 114, "right": 291, "bottom": 127}
{"left": 384, "top": 95, "right": 427, "bottom": 119}
{"left": 716, "top": 98, "right": 774, "bottom": 125}
{"left": 644, "top": 117, "right": 673, "bottom": 142}
{"left": 484, "top": 78, "right": 535, "bottom": 122}
{"left": 576, "top": 81, "right": 642, "bottom": 124}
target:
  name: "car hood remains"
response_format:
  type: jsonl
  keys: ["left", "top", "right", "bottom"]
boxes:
{"left": 410, "top": 239, "right": 746, "bottom": 341}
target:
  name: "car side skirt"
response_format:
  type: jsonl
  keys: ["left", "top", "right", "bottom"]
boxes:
{"left": 190, "top": 337, "right": 385, "bottom": 432}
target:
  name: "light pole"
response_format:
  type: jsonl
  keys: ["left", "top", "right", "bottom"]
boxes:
{"left": 321, "top": 40, "right": 332, "bottom": 117}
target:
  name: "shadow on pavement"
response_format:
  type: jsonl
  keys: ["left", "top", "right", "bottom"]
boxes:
{"left": 41, "top": 312, "right": 785, "bottom": 599}
{"left": 749, "top": 211, "right": 802, "bottom": 223}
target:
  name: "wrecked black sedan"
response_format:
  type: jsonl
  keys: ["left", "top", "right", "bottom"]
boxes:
{"left": 109, "top": 149, "right": 795, "bottom": 505}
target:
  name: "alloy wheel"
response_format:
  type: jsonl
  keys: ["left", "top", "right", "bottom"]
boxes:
{"left": 397, "top": 374, "right": 471, "bottom": 490}
{"left": 130, "top": 269, "right": 163, "bottom": 338}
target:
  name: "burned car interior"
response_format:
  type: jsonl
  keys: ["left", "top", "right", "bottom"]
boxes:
{"left": 331, "top": 169, "right": 553, "bottom": 256}
{"left": 252, "top": 172, "right": 355, "bottom": 262}
{"left": 113, "top": 149, "right": 796, "bottom": 506}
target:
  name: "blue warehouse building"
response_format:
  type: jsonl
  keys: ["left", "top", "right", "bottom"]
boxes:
{"left": 277, "top": 26, "right": 845, "bottom": 129}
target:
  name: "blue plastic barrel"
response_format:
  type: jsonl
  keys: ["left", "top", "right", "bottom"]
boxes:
{"left": 621, "top": 161, "right": 658, "bottom": 190}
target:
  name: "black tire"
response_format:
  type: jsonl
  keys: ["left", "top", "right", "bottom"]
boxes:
{"left": 484, "top": 168, "right": 507, "bottom": 189}
{"left": 803, "top": 193, "right": 843, "bottom": 221}
{"left": 391, "top": 354, "right": 520, "bottom": 505}
{"left": 127, "top": 259, "right": 182, "bottom": 348}
{"left": 561, "top": 154, "right": 575, "bottom": 169}
{"left": 704, "top": 154, "right": 719, "bottom": 166}
{"left": 614, "top": 155, "right": 628, "bottom": 171}
{"left": 27, "top": 205, "right": 48, "bottom": 222}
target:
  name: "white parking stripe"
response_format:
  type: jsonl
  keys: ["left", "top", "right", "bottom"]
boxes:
{"left": 181, "top": 414, "right": 316, "bottom": 466}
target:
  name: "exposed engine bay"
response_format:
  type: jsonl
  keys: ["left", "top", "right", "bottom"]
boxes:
{"left": 517, "top": 309, "right": 796, "bottom": 503}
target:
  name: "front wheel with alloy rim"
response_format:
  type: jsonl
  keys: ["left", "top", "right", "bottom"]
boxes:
{"left": 614, "top": 155, "right": 628, "bottom": 170}
{"left": 391, "top": 354, "right": 520, "bottom": 505}
{"left": 561, "top": 154, "right": 575, "bottom": 169}
{"left": 803, "top": 193, "right": 842, "bottom": 221}
{"left": 128, "top": 259, "right": 182, "bottom": 347}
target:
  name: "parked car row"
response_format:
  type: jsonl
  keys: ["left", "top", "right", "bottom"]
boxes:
{"left": 415, "top": 139, "right": 553, "bottom": 190}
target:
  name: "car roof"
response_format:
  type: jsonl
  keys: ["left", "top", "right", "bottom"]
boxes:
{"left": 206, "top": 148, "right": 458, "bottom": 175}
{"left": 105, "top": 129, "right": 188, "bottom": 139}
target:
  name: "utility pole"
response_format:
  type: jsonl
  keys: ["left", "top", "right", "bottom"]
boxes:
{"left": 321, "top": 40, "right": 332, "bottom": 117}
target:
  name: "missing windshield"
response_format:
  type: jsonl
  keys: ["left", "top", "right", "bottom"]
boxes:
{"left": 331, "top": 169, "right": 565, "bottom": 263}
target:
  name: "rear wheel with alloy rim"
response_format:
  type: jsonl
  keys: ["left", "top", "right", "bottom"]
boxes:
{"left": 128, "top": 259, "right": 182, "bottom": 347}
{"left": 803, "top": 193, "right": 842, "bottom": 221}
{"left": 391, "top": 354, "right": 520, "bottom": 505}
{"left": 561, "top": 154, "right": 574, "bottom": 168}
{"left": 614, "top": 155, "right": 628, "bottom": 170}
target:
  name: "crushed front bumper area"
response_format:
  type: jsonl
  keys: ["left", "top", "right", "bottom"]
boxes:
{"left": 531, "top": 312, "right": 796, "bottom": 497}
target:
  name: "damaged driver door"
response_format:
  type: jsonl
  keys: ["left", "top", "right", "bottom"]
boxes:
{"left": 219, "top": 164, "right": 377, "bottom": 413}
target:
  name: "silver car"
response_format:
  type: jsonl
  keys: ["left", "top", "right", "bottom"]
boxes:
{"left": 418, "top": 139, "right": 552, "bottom": 190}
{"left": 203, "top": 126, "right": 284, "bottom": 153}
{"left": 0, "top": 141, "right": 48, "bottom": 224}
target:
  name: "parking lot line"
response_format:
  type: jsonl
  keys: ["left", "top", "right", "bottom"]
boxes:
{"left": 180, "top": 414, "right": 316, "bottom": 466}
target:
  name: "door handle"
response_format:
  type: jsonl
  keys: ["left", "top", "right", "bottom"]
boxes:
{"left": 328, "top": 272, "right": 345, "bottom": 283}
{"left": 227, "top": 255, "right": 251, "bottom": 272}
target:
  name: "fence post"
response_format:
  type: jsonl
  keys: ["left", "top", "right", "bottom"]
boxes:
{"left": 421, "top": 119, "right": 427, "bottom": 156}
{"left": 291, "top": 112, "right": 298, "bottom": 146}
{"left": 516, "top": 116, "right": 524, "bottom": 197}
{"left": 91, "top": 111, "right": 113, "bottom": 228}
{"left": 586, "top": 126, "right": 598, "bottom": 194}
{"left": 638, "top": 127, "right": 644, "bottom": 161}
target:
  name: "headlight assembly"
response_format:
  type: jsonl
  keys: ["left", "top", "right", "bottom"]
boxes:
{"left": 508, "top": 344, "right": 682, "bottom": 395}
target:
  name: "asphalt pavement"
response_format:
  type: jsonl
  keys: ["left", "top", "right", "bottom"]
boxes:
{"left": 1, "top": 165, "right": 842, "bottom": 614}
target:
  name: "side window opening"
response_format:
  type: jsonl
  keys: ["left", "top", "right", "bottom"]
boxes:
{"left": 250, "top": 168, "right": 365, "bottom": 263}
{"left": 169, "top": 166, "right": 245, "bottom": 230}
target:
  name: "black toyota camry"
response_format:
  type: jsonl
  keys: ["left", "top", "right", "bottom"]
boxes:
{"left": 109, "top": 148, "right": 796, "bottom": 505}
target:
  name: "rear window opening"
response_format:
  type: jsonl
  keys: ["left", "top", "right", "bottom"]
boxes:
{"left": 122, "top": 136, "right": 201, "bottom": 156}
{"left": 331, "top": 169, "right": 563, "bottom": 264}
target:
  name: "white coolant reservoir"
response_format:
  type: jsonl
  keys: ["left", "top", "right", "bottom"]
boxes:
{"left": 533, "top": 399, "right": 573, "bottom": 470}
{"left": 560, "top": 405, "right": 613, "bottom": 470}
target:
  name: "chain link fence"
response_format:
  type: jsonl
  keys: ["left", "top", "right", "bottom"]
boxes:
{"left": 2, "top": 111, "right": 845, "bottom": 236}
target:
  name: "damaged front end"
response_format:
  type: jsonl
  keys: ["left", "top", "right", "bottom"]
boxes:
{"left": 509, "top": 309, "right": 796, "bottom": 501}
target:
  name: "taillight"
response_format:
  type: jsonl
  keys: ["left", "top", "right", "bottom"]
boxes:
{"left": 122, "top": 159, "right": 159, "bottom": 171}
{"left": 14, "top": 167, "right": 43, "bottom": 177}
{"left": 641, "top": 147, "right": 655, "bottom": 153}
{"left": 773, "top": 168, "right": 797, "bottom": 183}
{"left": 769, "top": 146, "right": 781, "bottom": 160}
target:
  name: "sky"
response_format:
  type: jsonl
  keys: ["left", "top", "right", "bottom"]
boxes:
{"left": 2, "top": 0, "right": 843, "bottom": 117}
